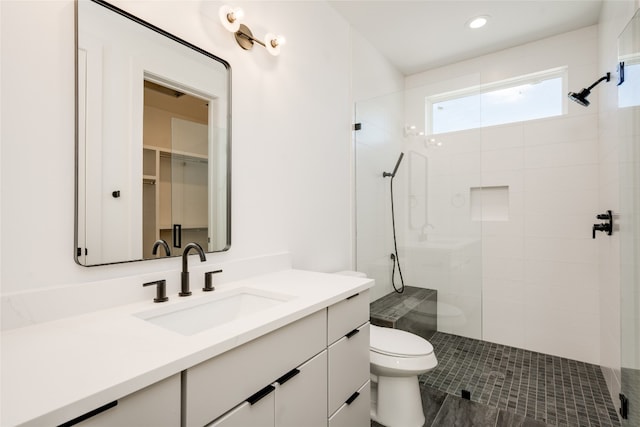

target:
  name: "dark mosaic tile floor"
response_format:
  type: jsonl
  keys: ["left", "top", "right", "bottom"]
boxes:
{"left": 416, "top": 332, "right": 622, "bottom": 427}
{"left": 372, "top": 383, "right": 551, "bottom": 427}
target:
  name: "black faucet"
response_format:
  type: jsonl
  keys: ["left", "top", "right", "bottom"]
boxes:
{"left": 152, "top": 239, "right": 171, "bottom": 257}
{"left": 180, "top": 242, "right": 206, "bottom": 296}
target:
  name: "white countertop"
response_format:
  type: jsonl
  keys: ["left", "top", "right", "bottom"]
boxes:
{"left": 1, "top": 269, "right": 373, "bottom": 427}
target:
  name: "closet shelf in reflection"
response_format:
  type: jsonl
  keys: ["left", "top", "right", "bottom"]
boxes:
{"left": 158, "top": 225, "right": 208, "bottom": 231}
{"left": 143, "top": 143, "right": 209, "bottom": 259}
{"left": 145, "top": 145, "right": 208, "bottom": 163}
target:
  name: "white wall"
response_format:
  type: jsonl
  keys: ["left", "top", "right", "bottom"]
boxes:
{"left": 0, "top": 0, "right": 353, "bottom": 328}
{"left": 597, "top": 0, "right": 639, "bottom": 409}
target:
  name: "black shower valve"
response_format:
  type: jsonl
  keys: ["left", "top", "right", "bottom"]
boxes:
{"left": 592, "top": 210, "right": 613, "bottom": 239}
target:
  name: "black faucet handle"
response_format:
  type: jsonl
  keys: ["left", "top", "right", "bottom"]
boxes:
{"left": 143, "top": 279, "right": 168, "bottom": 303}
{"left": 203, "top": 270, "right": 223, "bottom": 292}
{"left": 593, "top": 210, "right": 614, "bottom": 239}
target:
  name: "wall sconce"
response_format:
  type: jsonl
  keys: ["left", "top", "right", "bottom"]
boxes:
{"left": 219, "top": 5, "right": 286, "bottom": 56}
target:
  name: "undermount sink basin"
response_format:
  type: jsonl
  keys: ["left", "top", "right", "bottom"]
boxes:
{"left": 135, "top": 287, "right": 294, "bottom": 336}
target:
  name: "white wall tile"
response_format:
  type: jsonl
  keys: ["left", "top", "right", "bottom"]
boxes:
{"left": 524, "top": 306, "right": 600, "bottom": 364}
{"left": 524, "top": 258, "right": 599, "bottom": 291}
{"left": 524, "top": 213, "right": 595, "bottom": 239}
{"left": 482, "top": 235, "right": 524, "bottom": 259}
{"left": 524, "top": 237, "right": 597, "bottom": 264}
{"left": 524, "top": 139, "right": 598, "bottom": 169}
{"left": 523, "top": 189, "right": 598, "bottom": 216}
{"left": 481, "top": 123, "right": 524, "bottom": 151}
{"left": 482, "top": 147, "right": 524, "bottom": 172}
{"left": 482, "top": 255, "right": 524, "bottom": 281}
{"left": 523, "top": 114, "right": 598, "bottom": 146}
{"left": 483, "top": 278, "right": 525, "bottom": 301}
{"left": 524, "top": 164, "right": 599, "bottom": 192}
{"left": 483, "top": 296, "right": 526, "bottom": 348}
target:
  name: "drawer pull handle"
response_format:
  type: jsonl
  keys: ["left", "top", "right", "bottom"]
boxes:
{"left": 58, "top": 401, "right": 118, "bottom": 427}
{"left": 345, "top": 391, "right": 360, "bottom": 405}
{"left": 345, "top": 328, "right": 360, "bottom": 339}
{"left": 346, "top": 293, "right": 359, "bottom": 300}
{"left": 276, "top": 368, "right": 300, "bottom": 385}
{"left": 246, "top": 384, "right": 275, "bottom": 405}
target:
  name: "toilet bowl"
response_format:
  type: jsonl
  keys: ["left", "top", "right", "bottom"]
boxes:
{"left": 370, "top": 325, "right": 437, "bottom": 427}
{"left": 332, "top": 271, "right": 438, "bottom": 426}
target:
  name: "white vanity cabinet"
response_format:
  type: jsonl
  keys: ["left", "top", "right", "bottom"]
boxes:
{"left": 274, "top": 350, "right": 328, "bottom": 427}
{"left": 184, "top": 290, "right": 371, "bottom": 427}
{"left": 63, "top": 374, "right": 180, "bottom": 427}
{"left": 207, "top": 350, "right": 327, "bottom": 427}
{"left": 327, "top": 290, "right": 370, "bottom": 426}
{"left": 183, "top": 309, "right": 327, "bottom": 427}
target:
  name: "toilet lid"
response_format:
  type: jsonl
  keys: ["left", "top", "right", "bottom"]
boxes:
{"left": 370, "top": 325, "right": 434, "bottom": 357}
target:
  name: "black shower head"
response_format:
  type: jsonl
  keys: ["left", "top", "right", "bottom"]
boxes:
{"left": 568, "top": 88, "right": 592, "bottom": 107}
{"left": 567, "top": 72, "right": 611, "bottom": 107}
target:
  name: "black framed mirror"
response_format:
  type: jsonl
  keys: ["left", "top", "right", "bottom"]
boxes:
{"left": 75, "top": 0, "right": 231, "bottom": 266}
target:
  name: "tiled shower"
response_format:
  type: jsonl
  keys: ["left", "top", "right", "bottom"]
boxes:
{"left": 355, "top": 16, "right": 640, "bottom": 426}
{"left": 355, "top": 26, "right": 602, "bottom": 362}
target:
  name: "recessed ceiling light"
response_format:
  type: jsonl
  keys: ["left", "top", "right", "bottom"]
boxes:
{"left": 467, "top": 15, "right": 489, "bottom": 29}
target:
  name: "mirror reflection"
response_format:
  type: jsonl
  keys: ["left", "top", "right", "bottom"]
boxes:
{"left": 76, "top": 0, "right": 231, "bottom": 266}
{"left": 143, "top": 80, "right": 210, "bottom": 258}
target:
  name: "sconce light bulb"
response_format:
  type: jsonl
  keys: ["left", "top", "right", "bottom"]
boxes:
{"left": 231, "top": 7, "right": 244, "bottom": 22}
{"left": 219, "top": 5, "right": 243, "bottom": 32}
{"left": 265, "top": 33, "right": 286, "bottom": 56}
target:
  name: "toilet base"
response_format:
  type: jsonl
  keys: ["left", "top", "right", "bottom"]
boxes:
{"left": 370, "top": 375, "right": 425, "bottom": 427}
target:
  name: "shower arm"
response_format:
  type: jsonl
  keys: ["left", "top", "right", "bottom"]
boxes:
{"left": 586, "top": 73, "right": 611, "bottom": 91}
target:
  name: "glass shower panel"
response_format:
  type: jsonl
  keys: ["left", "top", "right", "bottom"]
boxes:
{"left": 354, "top": 91, "right": 405, "bottom": 303}
{"left": 355, "top": 82, "right": 483, "bottom": 341}
{"left": 619, "top": 9, "right": 640, "bottom": 426}
{"left": 405, "top": 83, "right": 483, "bottom": 341}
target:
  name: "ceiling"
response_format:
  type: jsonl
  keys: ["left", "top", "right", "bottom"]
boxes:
{"left": 329, "top": 0, "right": 603, "bottom": 75}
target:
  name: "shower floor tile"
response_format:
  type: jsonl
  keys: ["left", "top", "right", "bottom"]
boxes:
{"left": 419, "top": 332, "right": 621, "bottom": 427}
{"left": 370, "top": 383, "right": 550, "bottom": 427}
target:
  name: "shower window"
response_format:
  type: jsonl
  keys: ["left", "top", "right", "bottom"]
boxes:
{"left": 427, "top": 67, "right": 567, "bottom": 135}
{"left": 619, "top": 61, "right": 640, "bottom": 108}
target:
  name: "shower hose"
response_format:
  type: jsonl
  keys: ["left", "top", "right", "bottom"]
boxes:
{"left": 389, "top": 174, "right": 405, "bottom": 293}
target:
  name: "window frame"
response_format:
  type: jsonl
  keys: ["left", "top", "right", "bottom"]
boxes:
{"left": 425, "top": 66, "right": 569, "bottom": 135}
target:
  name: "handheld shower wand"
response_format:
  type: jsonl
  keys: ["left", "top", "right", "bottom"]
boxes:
{"left": 383, "top": 152, "right": 405, "bottom": 293}
{"left": 383, "top": 152, "right": 404, "bottom": 178}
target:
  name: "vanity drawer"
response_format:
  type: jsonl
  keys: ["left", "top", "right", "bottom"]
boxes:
{"left": 327, "top": 290, "right": 369, "bottom": 344}
{"left": 63, "top": 374, "right": 180, "bottom": 427}
{"left": 328, "top": 380, "right": 370, "bottom": 427}
{"left": 206, "top": 392, "right": 274, "bottom": 427}
{"left": 275, "top": 350, "right": 327, "bottom": 427}
{"left": 183, "top": 309, "right": 327, "bottom": 427}
{"left": 327, "top": 322, "right": 370, "bottom": 416}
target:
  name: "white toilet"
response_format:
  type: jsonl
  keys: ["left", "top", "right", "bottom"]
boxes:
{"left": 333, "top": 271, "right": 438, "bottom": 427}
{"left": 369, "top": 324, "right": 437, "bottom": 427}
